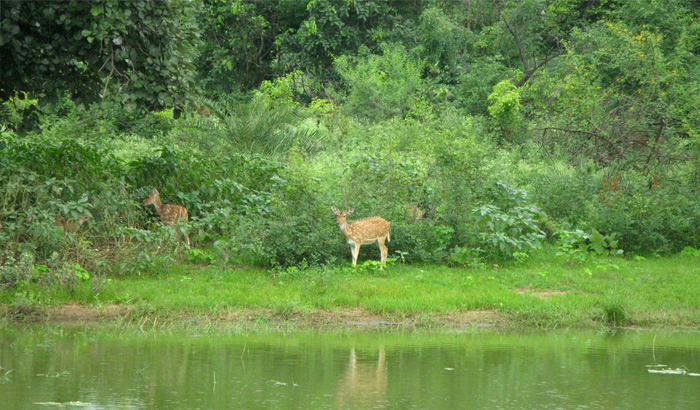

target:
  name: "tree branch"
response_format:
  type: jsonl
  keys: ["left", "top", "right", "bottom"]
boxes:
{"left": 541, "top": 127, "right": 627, "bottom": 160}
{"left": 492, "top": 1, "right": 530, "bottom": 74}
{"left": 516, "top": 50, "right": 566, "bottom": 87}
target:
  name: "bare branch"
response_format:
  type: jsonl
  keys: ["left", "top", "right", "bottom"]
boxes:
{"left": 492, "top": 0, "right": 530, "bottom": 73}
{"left": 540, "top": 126, "right": 627, "bottom": 160}
{"left": 516, "top": 50, "right": 566, "bottom": 87}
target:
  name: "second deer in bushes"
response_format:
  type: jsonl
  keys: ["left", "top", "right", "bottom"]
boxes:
{"left": 331, "top": 207, "right": 391, "bottom": 265}
{"left": 55, "top": 214, "right": 91, "bottom": 233}
{"left": 142, "top": 188, "right": 190, "bottom": 246}
{"left": 405, "top": 204, "right": 423, "bottom": 223}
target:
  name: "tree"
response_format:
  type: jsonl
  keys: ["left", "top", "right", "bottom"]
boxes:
{"left": 196, "top": 0, "right": 308, "bottom": 97}
{"left": 278, "top": 0, "right": 423, "bottom": 81}
{"left": 335, "top": 43, "right": 426, "bottom": 121}
{"left": 534, "top": 18, "right": 700, "bottom": 174}
{"left": 0, "top": 0, "right": 201, "bottom": 116}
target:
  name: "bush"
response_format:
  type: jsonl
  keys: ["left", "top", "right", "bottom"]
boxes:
{"left": 335, "top": 43, "right": 427, "bottom": 121}
{"left": 587, "top": 178, "right": 700, "bottom": 254}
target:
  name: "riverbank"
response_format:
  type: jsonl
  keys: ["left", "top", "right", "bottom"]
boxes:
{"left": 2, "top": 250, "right": 700, "bottom": 330}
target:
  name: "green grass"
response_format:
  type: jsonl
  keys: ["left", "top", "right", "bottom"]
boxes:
{"left": 3, "top": 248, "right": 700, "bottom": 330}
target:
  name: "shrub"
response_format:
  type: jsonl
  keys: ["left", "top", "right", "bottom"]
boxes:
{"left": 466, "top": 181, "right": 547, "bottom": 259}
{"left": 587, "top": 173, "right": 700, "bottom": 254}
{"left": 335, "top": 43, "right": 427, "bottom": 121}
{"left": 472, "top": 204, "right": 546, "bottom": 258}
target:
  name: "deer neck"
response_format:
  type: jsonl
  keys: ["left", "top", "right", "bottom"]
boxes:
{"left": 338, "top": 221, "right": 354, "bottom": 238}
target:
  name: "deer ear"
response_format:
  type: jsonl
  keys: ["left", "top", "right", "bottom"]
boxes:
{"left": 331, "top": 207, "right": 338, "bottom": 214}
{"left": 347, "top": 209, "right": 354, "bottom": 215}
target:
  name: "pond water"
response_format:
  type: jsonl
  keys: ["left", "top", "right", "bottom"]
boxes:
{"left": 1, "top": 326, "right": 699, "bottom": 410}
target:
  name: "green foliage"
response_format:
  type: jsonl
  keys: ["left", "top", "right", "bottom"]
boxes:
{"left": 335, "top": 44, "right": 427, "bottom": 121}
{"left": 473, "top": 204, "right": 546, "bottom": 259}
{"left": 487, "top": 80, "right": 524, "bottom": 141}
{"left": 518, "top": 161, "right": 596, "bottom": 226}
{"left": 534, "top": 17, "right": 699, "bottom": 172}
{"left": 0, "top": 251, "right": 34, "bottom": 288}
{"left": 0, "top": 0, "right": 201, "bottom": 116}
{"left": 600, "top": 288, "right": 630, "bottom": 326}
{"left": 455, "top": 57, "right": 514, "bottom": 116}
{"left": 556, "top": 229, "right": 624, "bottom": 264}
{"left": 586, "top": 178, "right": 700, "bottom": 254}
{"left": 449, "top": 246, "right": 485, "bottom": 269}
{"left": 353, "top": 258, "right": 396, "bottom": 274}
{"left": 280, "top": 0, "right": 421, "bottom": 77}
{"left": 468, "top": 181, "right": 546, "bottom": 259}
{"left": 416, "top": 6, "right": 474, "bottom": 85}
{"left": 169, "top": 93, "right": 326, "bottom": 157}
{"left": 196, "top": 0, "right": 306, "bottom": 96}
{"left": 3, "top": 0, "right": 700, "bottom": 278}
{"left": 680, "top": 247, "right": 700, "bottom": 257}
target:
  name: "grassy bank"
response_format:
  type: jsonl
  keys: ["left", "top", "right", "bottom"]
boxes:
{"left": 2, "top": 249, "right": 700, "bottom": 330}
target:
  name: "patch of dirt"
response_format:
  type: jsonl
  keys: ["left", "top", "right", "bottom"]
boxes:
{"left": 47, "top": 303, "right": 134, "bottom": 321}
{"left": 2, "top": 304, "right": 505, "bottom": 330}
{"left": 517, "top": 287, "right": 569, "bottom": 299}
{"left": 2, "top": 303, "right": 134, "bottom": 325}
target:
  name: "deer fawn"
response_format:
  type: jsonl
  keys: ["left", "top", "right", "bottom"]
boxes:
{"left": 55, "top": 213, "right": 91, "bottom": 233}
{"left": 142, "top": 188, "right": 190, "bottom": 246}
{"left": 405, "top": 204, "right": 423, "bottom": 223}
{"left": 331, "top": 207, "right": 391, "bottom": 265}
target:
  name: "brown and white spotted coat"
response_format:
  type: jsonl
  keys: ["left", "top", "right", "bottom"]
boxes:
{"left": 331, "top": 207, "right": 391, "bottom": 265}
{"left": 55, "top": 213, "right": 91, "bottom": 233}
{"left": 143, "top": 188, "right": 190, "bottom": 245}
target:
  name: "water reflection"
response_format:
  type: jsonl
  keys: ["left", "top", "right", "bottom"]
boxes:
{"left": 336, "top": 347, "right": 387, "bottom": 409}
{"left": 1, "top": 328, "right": 700, "bottom": 410}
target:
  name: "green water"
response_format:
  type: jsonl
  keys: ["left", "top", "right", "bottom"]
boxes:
{"left": 1, "top": 327, "right": 699, "bottom": 409}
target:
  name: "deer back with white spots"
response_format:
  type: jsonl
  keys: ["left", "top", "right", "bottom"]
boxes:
{"left": 143, "top": 188, "right": 190, "bottom": 246}
{"left": 331, "top": 207, "right": 391, "bottom": 265}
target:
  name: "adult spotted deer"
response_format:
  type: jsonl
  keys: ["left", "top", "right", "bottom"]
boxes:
{"left": 142, "top": 188, "right": 190, "bottom": 246}
{"left": 331, "top": 207, "right": 391, "bottom": 265}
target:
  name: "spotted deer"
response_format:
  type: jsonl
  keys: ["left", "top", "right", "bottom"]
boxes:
{"left": 405, "top": 204, "right": 423, "bottom": 223}
{"left": 142, "top": 188, "right": 190, "bottom": 246}
{"left": 55, "top": 213, "right": 91, "bottom": 233}
{"left": 331, "top": 207, "right": 391, "bottom": 265}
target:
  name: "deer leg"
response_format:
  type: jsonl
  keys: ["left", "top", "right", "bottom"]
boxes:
{"left": 351, "top": 243, "right": 361, "bottom": 265}
{"left": 377, "top": 238, "right": 388, "bottom": 265}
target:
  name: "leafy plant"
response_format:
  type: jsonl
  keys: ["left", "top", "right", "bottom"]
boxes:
{"left": 680, "top": 247, "right": 700, "bottom": 257}
{"left": 556, "top": 229, "right": 624, "bottom": 260}
{"left": 472, "top": 204, "right": 546, "bottom": 258}
{"left": 449, "top": 246, "right": 485, "bottom": 269}
{"left": 487, "top": 79, "right": 524, "bottom": 141}
{"left": 355, "top": 258, "right": 396, "bottom": 274}
{"left": 0, "top": 251, "right": 35, "bottom": 288}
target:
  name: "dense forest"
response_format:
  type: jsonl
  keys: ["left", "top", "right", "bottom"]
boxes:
{"left": 2, "top": 0, "right": 700, "bottom": 284}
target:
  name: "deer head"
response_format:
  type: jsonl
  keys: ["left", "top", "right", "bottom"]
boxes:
{"left": 331, "top": 207, "right": 391, "bottom": 265}
{"left": 143, "top": 188, "right": 190, "bottom": 246}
